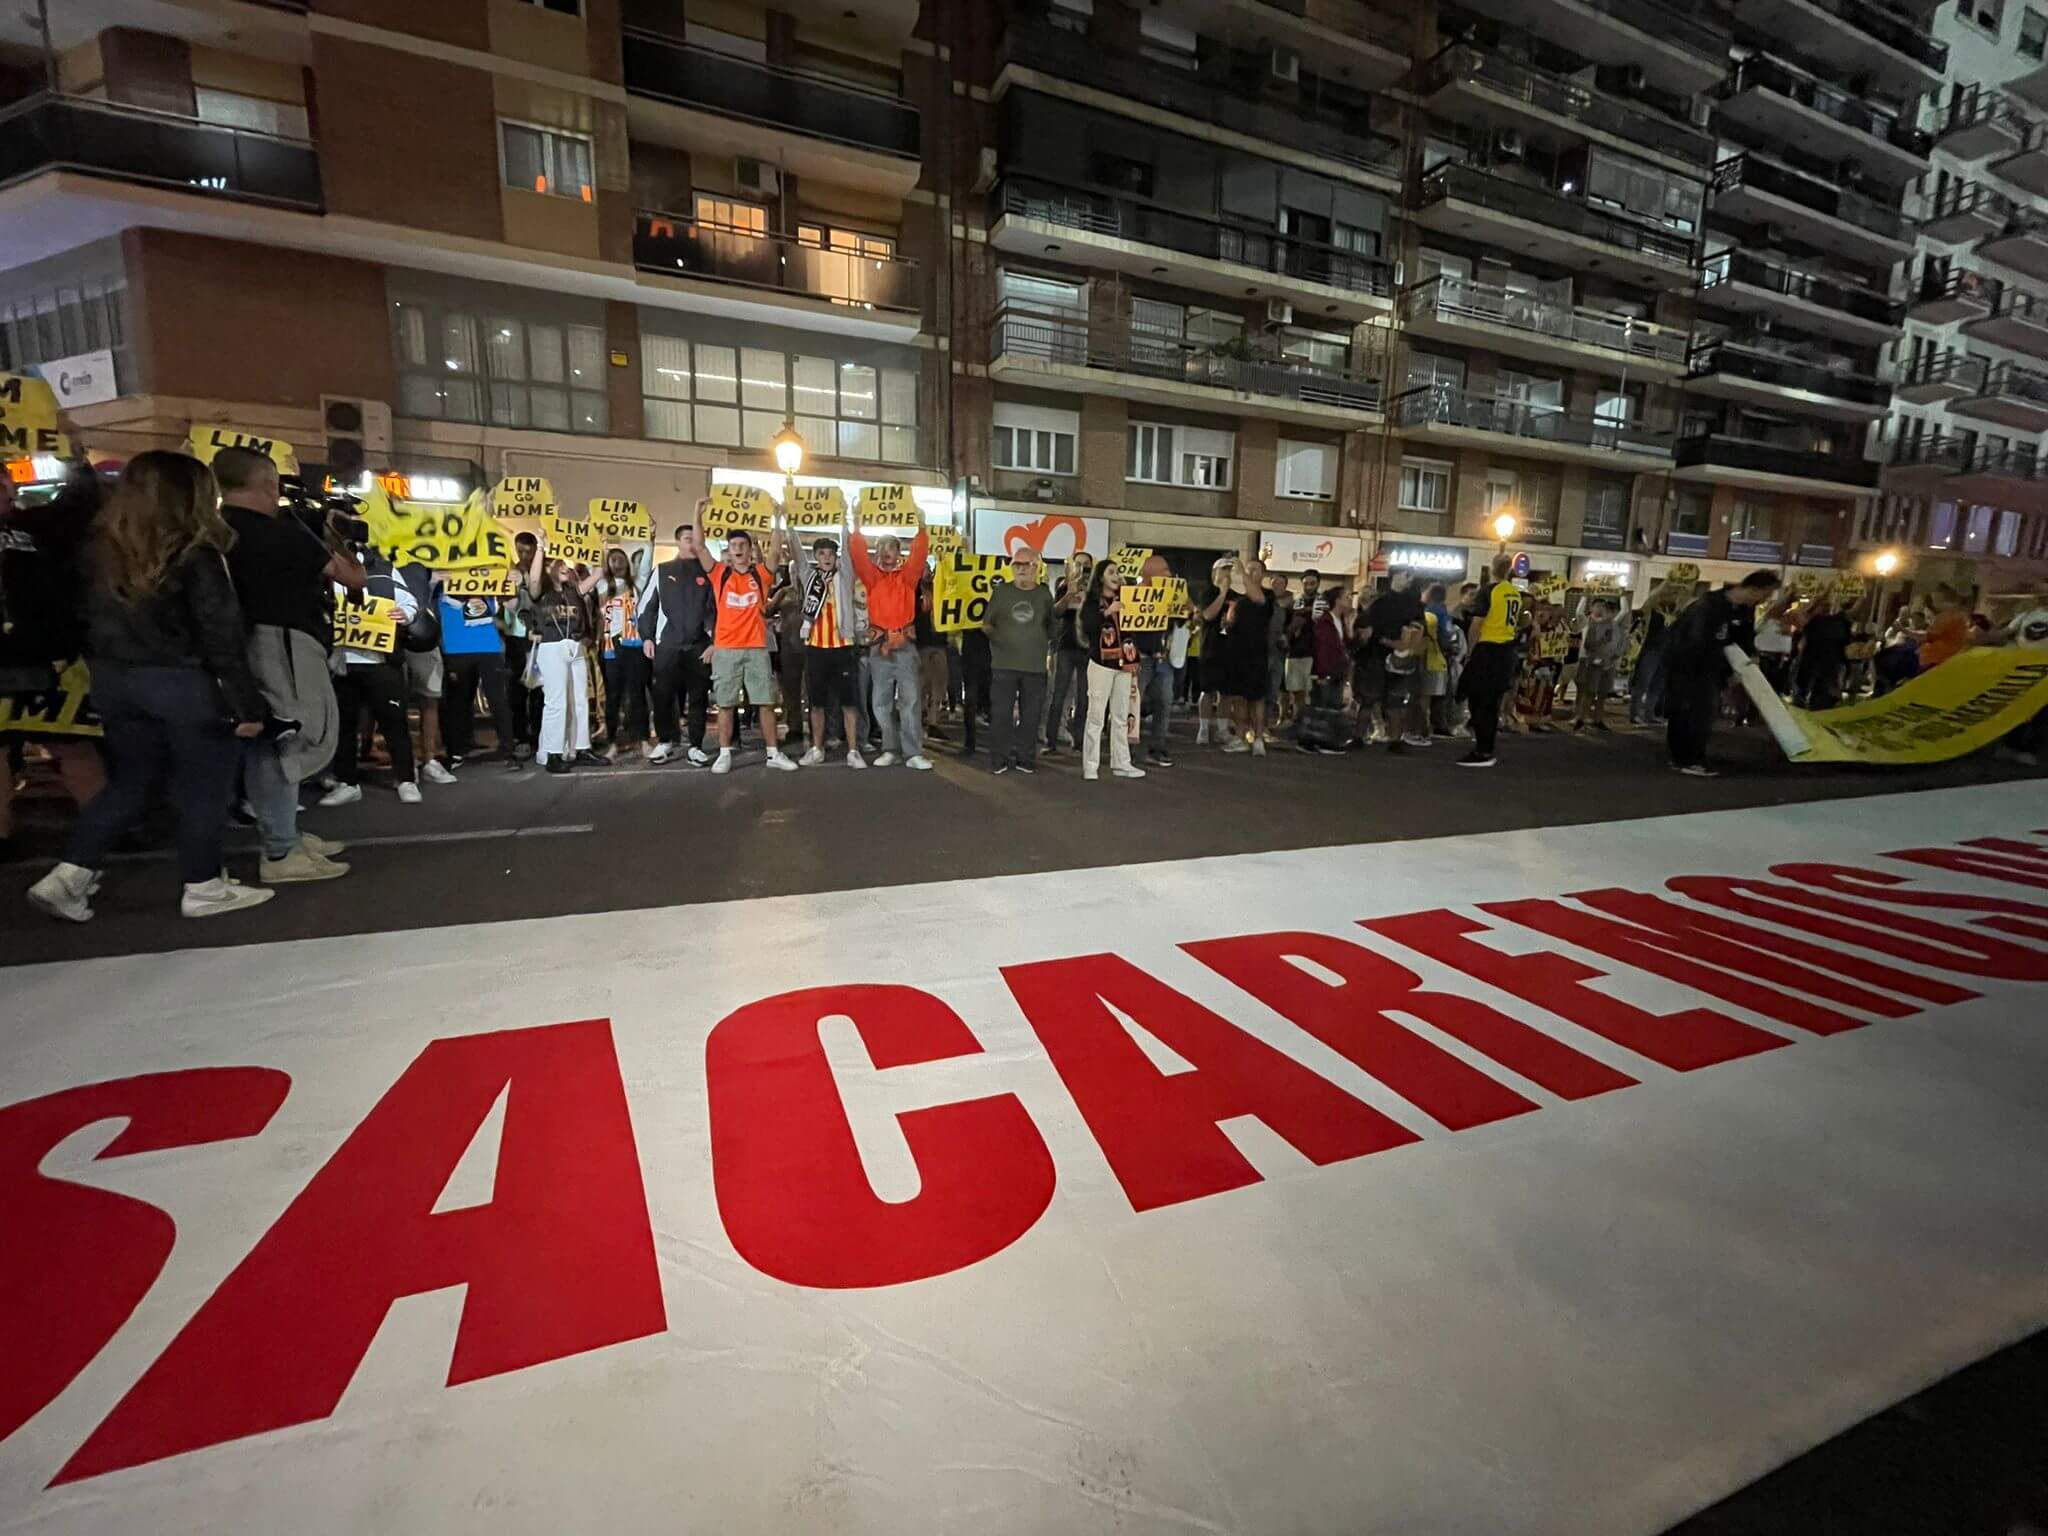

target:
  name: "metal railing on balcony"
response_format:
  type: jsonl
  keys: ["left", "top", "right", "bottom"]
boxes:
{"left": 1241, "top": 0, "right": 1411, "bottom": 55}
{"left": 1890, "top": 434, "right": 2048, "bottom": 483}
{"left": 1727, "top": 535, "right": 1787, "bottom": 562}
{"left": 1401, "top": 273, "right": 1689, "bottom": 364}
{"left": 632, "top": 211, "right": 920, "bottom": 312}
{"left": 1974, "top": 360, "right": 2048, "bottom": 407}
{"left": 1417, "top": 163, "right": 1695, "bottom": 266}
{"left": 1687, "top": 340, "right": 1892, "bottom": 406}
{"left": 1709, "top": 154, "right": 1907, "bottom": 244}
{"left": 1805, "top": 0, "right": 1948, "bottom": 72}
{"left": 1924, "top": 178, "right": 2016, "bottom": 229}
{"left": 1676, "top": 433, "right": 1882, "bottom": 486}
{"left": 1941, "top": 83, "right": 2026, "bottom": 144}
{"left": 1986, "top": 285, "right": 2048, "bottom": 330}
{"left": 989, "top": 305, "right": 1386, "bottom": 411}
{"left": 1421, "top": 46, "right": 1714, "bottom": 166}
{"left": 994, "top": 175, "right": 1397, "bottom": 297}
{"left": 1698, "top": 249, "right": 1904, "bottom": 327}
{"left": 0, "top": 92, "right": 322, "bottom": 209}
{"left": 1899, "top": 352, "right": 1990, "bottom": 393}
{"left": 621, "top": 29, "right": 919, "bottom": 158}
{"left": 998, "top": 19, "right": 1399, "bottom": 177}
{"left": 1549, "top": 0, "right": 1731, "bottom": 61}
{"left": 1720, "top": 55, "right": 1930, "bottom": 157}
{"left": 1794, "top": 542, "right": 1839, "bottom": 566}
{"left": 1913, "top": 263, "right": 1998, "bottom": 311}
{"left": 1393, "top": 384, "right": 1675, "bottom": 455}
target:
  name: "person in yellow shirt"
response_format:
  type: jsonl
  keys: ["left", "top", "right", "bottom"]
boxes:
{"left": 1457, "top": 553, "right": 1523, "bottom": 768}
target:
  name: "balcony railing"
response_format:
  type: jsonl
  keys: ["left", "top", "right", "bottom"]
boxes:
{"left": 1912, "top": 264, "right": 1997, "bottom": 311}
{"left": 1698, "top": 249, "right": 1904, "bottom": 327}
{"left": 632, "top": 211, "right": 919, "bottom": 312}
{"left": 990, "top": 305, "right": 1386, "bottom": 411}
{"left": 1728, "top": 536, "right": 1786, "bottom": 562}
{"left": 0, "top": 92, "right": 322, "bottom": 209}
{"left": 1973, "top": 361, "right": 2048, "bottom": 408}
{"left": 1676, "top": 433, "right": 1881, "bottom": 487}
{"left": 621, "top": 30, "right": 919, "bottom": 158}
{"left": 1720, "top": 55, "right": 1930, "bottom": 158}
{"left": 1549, "top": 0, "right": 1731, "bottom": 62}
{"left": 1666, "top": 530, "right": 1711, "bottom": 556}
{"left": 1687, "top": 341, "right": 1892, "bottom": 406}
{"left": 995, "top": 175, "right": 1397, "bottom": 297}
{"left": 1891, "top": 434, "right": 2048, "bottom": 483}
{"left": 1898, "top": 352, "right": 1990, "bottom": 394}
{"left": 1805, "top": 0, "right": 1948, "bottom": 73}
{"left": 1394, "top": 384, "right": 1675, "bottom": 456}
{"left": 1402, "top": 273, "right": 1689, "bottom": 364}
{"left": 1417, "top": 163, "right": 1695, "bottom": 266}
{"left": 1940, "top": 84, "right": 2026, "bottom": 148}
{"left": 1709, "top": 154, "right": 1907, "bottom": 244}
{"left": 1421, "top": 46, "right": 1714, "bottom": 166}
{"left": 1924, "top": 178, "right": 2016, "bottom": 230}
{"left": 1795, "top": 542, "right": 1838, "bottom": 567}
{"left": 999, "top": 19, "right": 1399, "bottom": 177}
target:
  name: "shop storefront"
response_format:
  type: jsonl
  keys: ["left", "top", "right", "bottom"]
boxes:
{"left": 1374, "top": 540, "right": 1478, "bottom": 586}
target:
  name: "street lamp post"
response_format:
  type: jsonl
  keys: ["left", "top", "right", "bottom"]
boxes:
{"left": 1491, "top": 511, "right": 1518, "bottom": 551}
{"left": 770, "top": 420, "right": 806, "bottom": 529}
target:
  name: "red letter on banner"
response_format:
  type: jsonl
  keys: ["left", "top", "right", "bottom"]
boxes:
{"left": 1364, "top": 909, "right": 1788, "bottom": 1072}
{"left": 0, "top": 1068, "right": 290, "bottom": 1445}
{"left": 707, "top": 983, "right": 1055, "bottom": 1289}
{"left": 1771, "top": 862, "right": 2048, "bottom": 942}
{"left": 1884, "top": 843, "right": 2048, "bottom": 892}
{"left": 61, "top": 1020, "right": 663, "bottom": 1483}
{"left": 1183, "top": 930, "right": 1631, "bottom": 1127}
{"left": 1003, "top": 952, "right": 1417, "bottom": 1212}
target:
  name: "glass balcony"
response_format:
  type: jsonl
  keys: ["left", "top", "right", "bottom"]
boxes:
{"left": 1708, "top": 153, "right": 1910, "bottom": 264}
{"left": 0, "top": 92, "right": 321, "bottom": 210}
{"left": 1419, "top": 46, "right": 1714, "bottom": 168}
{"left": 989, "top": 305, "right": 1385, "bottom": 417}
{"left": 992, "top": 175, "right": 1396, "bottom": 299}
{"left": 633, "top": 211, "right": 920, "bottom": 313}
{"left": 1698, "top": 248, "right": 1903, "bottom": 341}
{"left": 1961, "top": 285, "right": 2048, "bottom": 359}
{"left": 1674, "top": 434, "right": 1881, "bottom": 494}
{"left": 1415, "top": 163, "right": 1695, "bottom": 278}
{"left": 1717, "top": 55, "right": 1930, "bottom": 172}
{"left": 1393, "top": 383, "right": 1675, "bottom": 460}
{"left": 1951, "top": 361, "right": 2048, "bottom": 432}
{"left": 997, "top": 18, "right": 1399, "bottom": 176}
{"left": 1685, "top": 340, "right": 1891, "bottom": 418}
{"left": 621, "top": 30, "right": 919, "bottom": 159}
{"left": 1400, "top": 273, "right": 1688, "bottom": 375}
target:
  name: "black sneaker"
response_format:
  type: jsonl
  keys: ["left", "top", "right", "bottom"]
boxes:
{"left": 1014, "top": 761, "right": 1037, "bottom": 774}
{"left": 447, "top": 754, "right": 466, "bottom": 770}
{"left": 545, "top": 758, "right": 572, "bottom": 775}
{"left": 1148, "top": 751, "right": 1175, "bottom": 768}
{"left": 574, "top": 748, "right": 608, "bottom": 767}
{"left": 993, "top": 762, "right": 1012, "bottom": 776}
{"left": 1041, "top": 744, "right": 1060, "bottom": 758}
{"left": 1456, "top": 751, "right": 1496, "bottom": 768}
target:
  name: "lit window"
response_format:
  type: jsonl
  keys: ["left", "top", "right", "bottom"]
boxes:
{"left": 697, "top": 195, "right": 768, "bottom": 235}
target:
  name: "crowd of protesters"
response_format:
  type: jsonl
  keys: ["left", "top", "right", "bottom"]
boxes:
{"left": 4, "top": 457, "right": 2046, "bottom": 925}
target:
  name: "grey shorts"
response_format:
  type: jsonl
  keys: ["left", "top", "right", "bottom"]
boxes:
{"left": 711, "top": 647, "right": 775, "bottom": 708}
{"left": 405, "top": 649, "right": 444, "bottom": 700}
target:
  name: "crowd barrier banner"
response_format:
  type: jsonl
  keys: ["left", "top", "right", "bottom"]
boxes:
{"left": 786, "top": 484, "right": 846, "bottom": 530}
{"left": 0, "top": 371, "right": 70, "bottom": 459}
{"left": 441, "top": 567, "right": 518, "bottom": 599}
{"left": 541, "top": 512, "right": 605, "bottom": 571}
{"left": 0, "top": 658, "right": 100, "bottom": 737}
{"left": 704, "top": 484, "right": 775, "bottom": 542}
{"left": 589, "top": 498, "right": 652, "bottom": 543}
{"left": 492, "top": 477, "right": 558, "bottom": 521}
{"left": 1732, "top": 643, "right": 2048, "bottom": 764}
{"left": 334, "top": 594, "right": 401, "bottom": 656}
{"left": 856, "top": 484, "right": 920, "bottom": 529}
{"left": 185, "top": 424, "right": 299, "bottom": 476}
{"left": 1121, "top": 579, "right": 1177, "bottom": 632}
{"left": 933, "top": 553, "right": 1011, "bottom": 632}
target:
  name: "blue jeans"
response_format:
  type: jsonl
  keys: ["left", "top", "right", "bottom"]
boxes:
{"left": 1629, "top": 647, "right": 1667, "bottom": 724}
{"left": 1137, "top": 654, "right": 1173, "bottom": 753}
{"left": 1046, "top": 648, "right": 1088, "bottom": 747}
{"left": 869, "top": 644, "right": 922, "bottom": 758}
{"left": 243, "top": 738, "right": 300, "bottom": 860}
{"left": 63, "top": 663, "right": 240, "bottom": 884}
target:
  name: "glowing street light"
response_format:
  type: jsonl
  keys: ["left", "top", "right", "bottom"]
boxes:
{"left": 1490, "top": 511, "right": 1518, "bottom": 545}
{"left": 770, "top": 421, "right": 806, "bottom": 478}
{"left": 1873, "top": 548, "right": 1901, "bottom": 577}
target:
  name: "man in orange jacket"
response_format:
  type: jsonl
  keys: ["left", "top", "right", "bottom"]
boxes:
{"left": 849, "top": 524, "right": 931, "bottom": 769}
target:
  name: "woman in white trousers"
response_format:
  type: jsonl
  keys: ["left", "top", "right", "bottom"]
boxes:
{"left": 525, "top": 536, "right": 603, "bottom": 775}
{"left": 1079, "top": 562, "right": 1146, "bottom": 782}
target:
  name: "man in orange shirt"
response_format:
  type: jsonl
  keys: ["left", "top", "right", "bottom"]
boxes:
{"left": 1917, "top": 583, "right": 1972, "bottom": 673}
{"left": 692, "top": 504, "right": 797, "bottom": 775}
{"left": 849, "top": 523, "right": 932, "bottom": 769}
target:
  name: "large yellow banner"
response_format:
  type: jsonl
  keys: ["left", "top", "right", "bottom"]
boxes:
{"left": 933, "top": 553, "right": 1011, "bottom": 633}
{"left": 1736, "top": 646, "right": 2048, "bottom": 765}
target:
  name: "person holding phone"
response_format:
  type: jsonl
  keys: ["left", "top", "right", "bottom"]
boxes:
{"left": 1078, "top": 559, "right": 1146, "bottom": 781}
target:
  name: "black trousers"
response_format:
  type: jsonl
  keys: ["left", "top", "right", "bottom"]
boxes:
{"left": 1665, "top": 667, "right": 1721, "bottom": 768}
{"left": 988, "top": 667, "right": 1046, "bottom": 768}
{"left": 651, "top": 645, "right": 710, "bottom": 751}
{"left": 960, "top": 643, "right": 993, "bottom": 754}
{"left": 502, "top": 636, "right": 539, "bottom": 747}
{"left": 1461, "top": 643, "right": 1515, "bottom": 758}
{"left": 444, "top": 651, "right": 515, "bottom": 758}
{"left": 603, "top": 648, "right": 651, "bottom": 745}
{"left": 332, "top": 661, "right": 415, "bottom": 785}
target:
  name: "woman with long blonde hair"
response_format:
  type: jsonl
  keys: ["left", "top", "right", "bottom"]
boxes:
{"left": 28, "top": 451, "right": 274, "bottom": 922}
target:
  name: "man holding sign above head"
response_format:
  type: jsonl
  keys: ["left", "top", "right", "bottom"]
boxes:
{"left": 849, "top": 513, "right": 932, "bottom": 770}
{"left": 690, "top": 495, "right": 797, "bottom": 774}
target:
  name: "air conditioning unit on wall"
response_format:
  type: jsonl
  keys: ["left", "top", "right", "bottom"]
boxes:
{"left": 735, "top": 157, "right": 780, "bottom": 198}
{"left": 1268, "top": 47, "right": 1300, "bottom": 84}
{"left": 1265, "top": 298, "right": 1294, "bottom": 326}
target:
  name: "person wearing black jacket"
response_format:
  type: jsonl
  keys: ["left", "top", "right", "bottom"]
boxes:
{"left": 640, "top": 524, "right": 718, "bottom": 765}
{"left": 1662, "top": 569, "right": 1779, "bottom": 778}
{"left": 0, "top": 462, "right": 106, "bottom": 855}
{"left": 28, "top": 451, "right": 274, "bottom": 922}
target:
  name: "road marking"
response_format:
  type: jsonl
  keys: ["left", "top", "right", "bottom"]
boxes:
{"left": 27, "top": 824, "right": 597, "bottom": 868}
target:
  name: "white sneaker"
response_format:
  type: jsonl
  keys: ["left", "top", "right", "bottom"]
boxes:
{"left": 649, "top": 742, "right": 674, "bottom": 764}
{"left": 906, "top": 755, "right": 934, "bottom": 771}
{"left": 301, "top": 832, "right": 346, "bottom": 858}
{"left": 260, "top": 844, "right": 349, "bottom": 884}
{"left": 687, "top": 746, "right": 713, "bottom": 766}
{"left": 1222, "top": 738, "right": 1251, "bottom": 754}
{"left": 711, "top": 749, "right": 733, "bottom": 775}
{"left": 846, "top": 748, "right": 868, "bottom": 769}
{"left": 181, "top": 875, "right": 277, "bottom": 918}
{"left": 1251, "top": 739, "right": 1268, "bottom": 757}
{"left": 873, "top": 751, "right": 900, "bottom": 767}
{"left": 396, "top": 781, "right": 423, "bottom": 805}
{"left": 1400, "top": 733, "right": 1433, "bottom": 748}
{"left": 799, "top": 746, "right": 826, "bottom": 766}
{"left": 317, "top": 782, "right": 362, "bottom": 808}
{"left": 1112, "top": 765, "right": 1147, "bottom": 779}
{"left": 1195, "top": 722, "right": 1210, "bottom": 745}
{"left": 767, "top": 751, "right": 800, "bottom": 772}
{"left": 27, "top": 861, "right": 95, "bottom": 923}
{"left": 422, "top": 759, "right": 458, "bottom": 785}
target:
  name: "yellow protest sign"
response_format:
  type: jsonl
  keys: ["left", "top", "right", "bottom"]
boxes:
{"left": 1527, "top": 572, "right": 1567, "bottom": 603}
{"left": 1740, "top": 646, "right": 2048, "bottom": 765}
{"left": 1534, "top": 626, "right": 1571, "bottom": 662}
{"left": 442, "top": 566, "right": 518, "bottom": 599}
{"left": 359, "top": 486, "right": 513, "bottom": 569}
{"left": 1664, "top": 562, "right": 1701, "bottom": 588}
{"left": 0, "top": 659, "right": 100, "bottom": 738}
{"left": 1586, "top": 573, "right": 1625, "bottom": 594}
{"left": 0, "top": 372, "right": 70, "bottom": 460}
{"left": 926, "top": 524, "right": 964, "bottom": 561}
{"left": 541, "top": 511, "right": 605, "bottom": 570}
{"left": 334, "top": 593, "right": 401, "bottom": 656}
{"left": 703, "top": 483, "right": 775, "bottom": 543}
{"left": 785, "top": 484, "right": 847, "bottom": 529}
{"left": 590, "top": 498, "right": 652, "bottom": 543}
{"left": 1122, "top": 579, "right": 1177, "bottom": 632}
{"left": 932, "top": 552, "right": 1011, "bottom": 633}
{"left": 857, "top": 483, "right": 920, "bottom": 529}
{"left": 1834, "top": 574, "right": 1868, "bottom": 603}
{"left": 186, "top": 423, "right": 298, "bottom": 476}
{"left": 1790, "top": 570, "right": 1827, "bottom": 599}
{"left": 1110, "top": 545, "right": 1152, "bottom": 580}
{"left": 492, "top": 476, "right": 558, "bottom": 521}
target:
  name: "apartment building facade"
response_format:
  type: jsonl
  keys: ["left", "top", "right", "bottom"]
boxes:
{"left": 5, "top": 0, "right": 2041, "bottom": 601}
